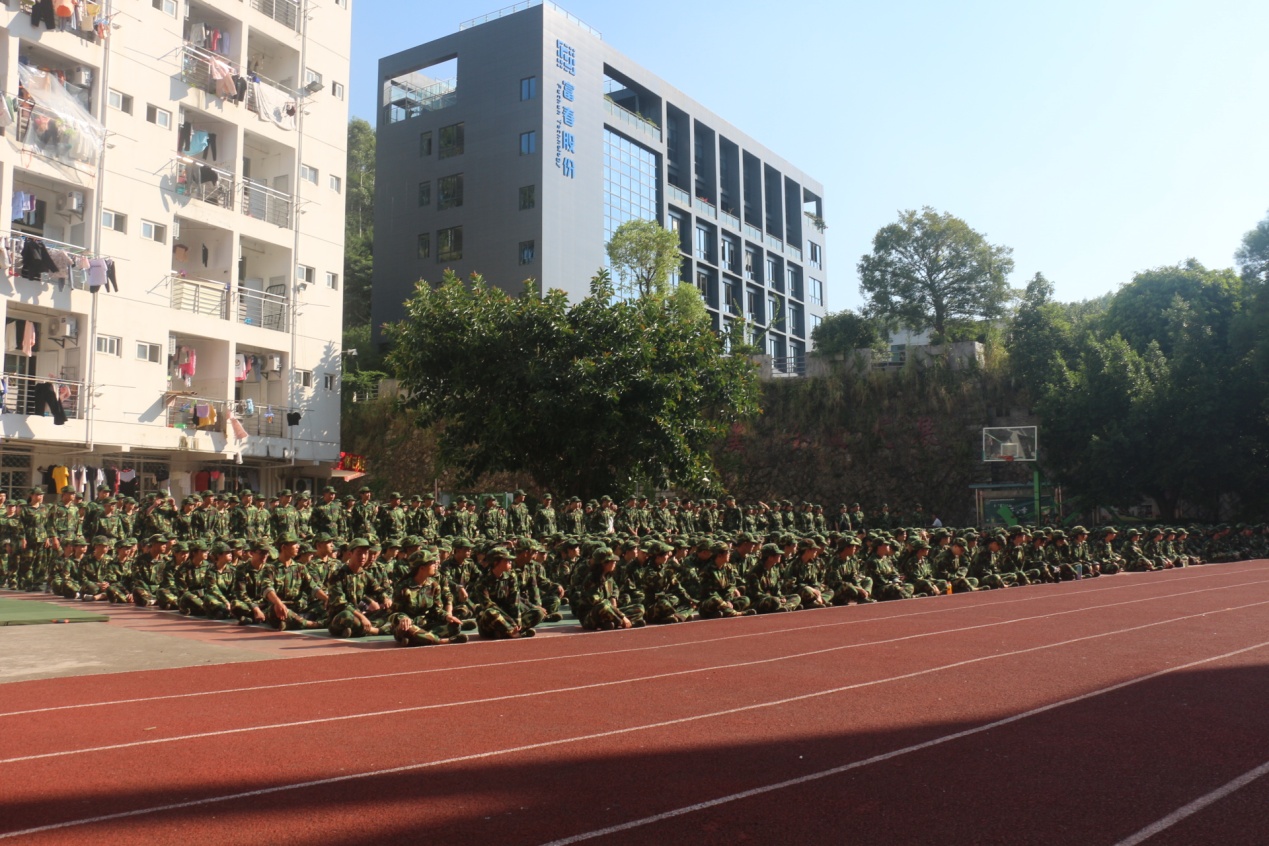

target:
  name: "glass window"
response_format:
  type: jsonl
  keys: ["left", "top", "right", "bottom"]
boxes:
{"left": 418, "top": 181, "right": 431, "bottom": 207}
{"left": 438, "top": 226, "right": 462, "bottom": 261}
{"left": 325, "top": 272, "right": 339, "bottom": 290}
{"left": 519, "top": 240, "right": 535, "bottom": 265}
{"left": 419, "top": 131, "right": 433, "bottom": 157}
{"left": 519, "top": 185, "right": 536, "bottom": 210}
{"left": 519, "top": 131, "right": 537, "bottom": 155}
{"left": 96, "top": 335, "right": 122, "bottom": 356}
{"left": 299, "top": 370, "right": 313, "bottom": 389}
{"left": 417, "top": 233, "right": 430, "bottom": 259}
{"left": 304, "top": 69, "right": 323, "bottom": 86}
{"left": 332, "top": 81, "right": 345, "bottom": 100}
{"left": 437, "top": 174, "right": 464, "bottom": 210}
{"left": 151, "top": 0, "right": 176, "bottom": 15}
{"left": 810, "top": 278, "right": 824, "bottom": 306}
{"left": 297, "top": 265, "right": 315, "bottom": 284}
{"left": 324, "top": 373, "right": 336, "bottom": 391}
{"left": 695, "top": 227, "right": 712, "bottom": 261}
{"left": 108, "top": 90, "right": 132, "bottom": 114}
{"left": 136, "top": 342, "right": 162, "bottom": 363}
{"left": 102, "top": 209, "right": 126, "bottom": 233}
{"left": 602, "top": 129, "right": 661, "bottom": 298}
{"left": 146, "top": 105, "right": 171, "bottom": 128}
{"left": 140, "top": 220, "right": 167, "bottom": 243}
{"left": 329, "top": 174, "right": 342, "bottom": 193}
{"left": 809, "top": 242, "right": 822, "bottom": 269}
{"left": 300, "top": 164, "right": 319, "bottom": 184}
{"left": 520, "top": 76, "right": 537, "bottom": 101}
{"left": 439, "top": 123, "right": 464, "bottom": 159}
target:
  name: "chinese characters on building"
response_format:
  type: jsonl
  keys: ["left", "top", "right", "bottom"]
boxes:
{"left": 555, "top": 39, "right": 576, "bottom": 179}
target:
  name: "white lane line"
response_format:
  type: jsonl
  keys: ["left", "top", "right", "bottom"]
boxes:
{"left": 2, "top": 583, "right": 1267, "bottom": 768}
{"left": 4, "top": 617, "right": 1268, "bottom": 842}
{"left": 1112, "top": 760, "right": 1269, "bottom": 846}
{"left": 538, "top": 638, "right": 1269, "bottom": 846}
{"left": 1, "top": 564, "right": 1255, "bottom": 719}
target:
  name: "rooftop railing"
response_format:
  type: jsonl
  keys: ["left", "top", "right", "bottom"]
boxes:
{"left": 460, "top": 0, "right": 601, "bottom": 39}
{"left": 602, "top": 97, "right": 661, "bottom": 142}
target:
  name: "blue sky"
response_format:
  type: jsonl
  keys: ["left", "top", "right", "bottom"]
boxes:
{"left": 348, "top": 0, "right": 1269, "bottom": 314}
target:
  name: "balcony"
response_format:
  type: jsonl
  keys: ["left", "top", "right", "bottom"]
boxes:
{"left": 694, "top": 196, "right": 718, "bottom": 220}
{"left": 602, "top": 97, "right": 661, "bottom": 142}
{"left": 766, "top": 233, "right": 785, "bottom": 252}
{"left": 250, "top": 0, "right": 302, "bottom": 32}
{"left": 667, "top": 184, "right": 691, "bottom": 208}
{"left": 385, "top": 77, "right": 457, "bottom": 124}
{"left": 180, "top": 45, "right": 296, "bottom": 128}
{"left": 166, "top": 395, "right": 229, "bottom": 432}
{"left": 241, "top": 178, "right": 293, "bottom": 228}
{"left": 2, "top": 372, "right": 86, "bottom": 421}
{"left": 7, "top": 69, "right": 105, "bottom": 173}
{"left": 172, "top": 159, "right": 236, "bottom": 210}
{"left": 744, "top": 223, "right": 764, "bottom": 243}
{"left": 720, "top": 209, "right": 741, "bottom": 231}
{"left": 168, "top": 275, "right": 289, "bottom": 332}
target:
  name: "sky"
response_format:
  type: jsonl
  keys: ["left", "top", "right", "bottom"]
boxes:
{"left": 348, "top": 0, "right": 1269, "bottom": 314}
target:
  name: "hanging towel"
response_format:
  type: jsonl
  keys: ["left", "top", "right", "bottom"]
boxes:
{"left": 228, "top": 411, "right": 248, "bottom": 440}
{"left": 252, "top": 81, "right": 296, "bottom": 131}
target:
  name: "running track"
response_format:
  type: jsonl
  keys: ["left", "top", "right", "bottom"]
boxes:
{"left": 3, "top": 560, "right": 1269, "bottom": 845}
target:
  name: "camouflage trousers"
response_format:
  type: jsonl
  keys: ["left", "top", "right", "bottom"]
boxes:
{"left": 388, "top": 612, "right": 461, "bottom": 646}
{"left": 908, "top": 577, "right": 948, "bottom": 597}
{"left": 132, "top": 583, "right": 160, "bottom": 606}
{"left": 873, "top": 579, "right": 915, "bottom": 601}
{"left": 264, "top": 602, "right": 318, "bottom": 630}
{"left": 645, "top": 596, "right": 693, "bottom": 624}
{"left": 15, "top": 548, "right": 51, "bottom": 590}
{"left": 697, "top": 594, "right": 753, "bottom": 618}
{"left": 179, "top": 590, "right": 233, "bottom": 619}
{"left": 830, "top": 578, "right": 875, "bottom": 605}
{"left": 751, "top": 592, "right": 801, "bottom": 614}
{"left": 795, "top": 585, "right": 834, "bottom": 608}
{"left": 477, "top": 603, "right": 544, "bottom": 639}
{"left": 328, "top": 607, "right": 390, "bottom": 637}
{"left": 581, "top": 599, "right": 645, "bottom": 630}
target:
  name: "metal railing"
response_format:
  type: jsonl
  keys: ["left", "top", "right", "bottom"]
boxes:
{"left": 236, "top": 286, "right": 290, "bottom": 331}
{"left": 720, "top": 209, "right": 741, "bottom": 231}
{"left": 767, "top": 233, "right": 785, "bottom": 251}
{"left": 172, "top": 159, "right": 236, "bottom": 210}
{"left": 787, "top": 245, "right": 803, "bottom": 262}
{"left": 241, "top": 177, "right": 293, "bottom": 228}
{"left": 169, "top": 275, "right": 229, "bottom": 319}
{"left": 460, "top": 0, "right": 602, "bottom": 39}
{"left": 6, "top": 95, "right": 98, "bottom": 169}
{"left": 249, "top": 0, "right": 302, "bottom": 31}
{"left": 232, "top": 401, "right": 296, "bottom": 438}
{"left": 694, "top": 196, "right": 718, "bottom": 220}
{"left": 2, "top": 372, "right": 85, "bottom": 420}
{"left": 602, "top": 98, "right": 661, "bottom": 142}
{"left": 180, "top": 44, "right": 297, "bottom": 126}
{"left": 166, "top": 396, "right": 229, "bottom": 431}
{"left": 770, "top": 355, "right": 807, "bottom": 378}
{"left": 385, "top": 77, "right": 457, "bottom": 124}
{"left": 744, "top": 223, "right": 764, "bottom": 242}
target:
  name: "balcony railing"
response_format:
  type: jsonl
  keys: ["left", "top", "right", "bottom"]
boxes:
{"left": 166, "top": 396, "right": 230, "bottom": 432}
{"left": 744, "top": 223, "right": 764, "bottom": 243}
{"left": 767, "top": 233, "right": 785, "bottom": 252}
{"left": 787, "top": 244, "right": 803, "bottom": 262}
{"left": 233, "top": 401, "right": 297, "bottom": 438}
{"left": 694, "top": 196, "right": 718, "bottom": 220}
{"left": 180, "top": 44, "right": 297, "bottom": 127}
{"left": 241, "top": 177, "right": 293, "bottom": 228}
{"left": 236, "top": 285, "right": 290, "bottom": 331}
{"left": 602, "top": 97, "right": 661, "bottom": 142}
{"left": 169, "top": 275, "right": 229, "bottom": 319}
{"left": 720, "top": 209, "right": 741, "bottom": 231}
{"left": 770, "top": 354, "right": 807, "bottom": 378}
{"left": 385, "top": 77, "right": 457, "bottom": 124}
{"left": 172, "top": 159, "right": 236, "bottom": 210}
{"left": 249, "top": 0, "right": 302, "bottom": 31}
{"left": 667, "top": 184, "right": 691, "bottom": 208}
{"left": 3, "top": 372, "right": 85, "bottom": 420}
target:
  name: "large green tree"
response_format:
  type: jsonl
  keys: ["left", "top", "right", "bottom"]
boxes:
{"left": 386, "top": 271, "right": 759, "bottom": 497}
{"left": 606, "top": 219, "right": 683, "bottom": 297}
{"left": 1235, "top": 208, "right": 1269, "bottom": 285}
{"left": 810, "top": 309, "right": 887, "bottom": 357}
{"left": 858, "top": 207, "right": 1014, "bottom": 342}
{"left": 343, "top": 118, "right": 375, "bottom": 330}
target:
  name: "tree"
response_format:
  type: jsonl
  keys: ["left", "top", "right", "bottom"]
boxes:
{"left": 343, "top": 119, "right": 375, "bottom": 329}
{"left": 1235, "top": 209, "right": 1269, "bottom": 285}
{"left": 386, "top": 271, "right": 759, "bottom": 497}
{"left": 1007, "top": 273, "right": 1073, "bottom": 394}
{"left": 858, "top": 207, "right": 1014, "bottom": 342}
{"left": 606, "top": 219, "right": 683, "bottom": 297}
{"left": 810, "top": 309, "right": 887, "bottom": 357}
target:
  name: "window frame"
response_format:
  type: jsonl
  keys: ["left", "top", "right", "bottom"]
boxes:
{"left": 518, "top": 240, "right": 535, "bottom": 265}
{"left": 520, "top": 76, "right": 538, "bottom": 101}
{"left": 437, "top": 173, "right": 464, "bottom": 210}
{"left": 300, "top": 164, "right": 319, "bottom": 185}
{"left": 136, "top": 341, "right": 162, "bottom": 363}
{"left": 102, "top": 209, "right": 127, "bottom": 233}
{"left": 519, "top": 131, "right": 537, "bottom": 156}
{"left": 332, "top": 81, "right": 346, "bottom": 100}
{"left": 296, "top": 264, "right": 316, "bottom": 285}
{"left": 417, "top": 180, "right": 431, "bottom": 207}
{"left": 419, "top": 131, "right": 433, "bottom": 157}
{"left": 146, "top": 104, "right": 172, "bottom": 129}
{"left": 325, "top": 271, "right": 339, "bottom": 290}
{"left": 328, "top": 174, "right": 342, "bottom": 193}
{"left": 140, "top": 220, "right": 167, "bottom": 243}
{"left": 96, "top": 335, "right": 122, "bottom": 357}
{"left": 108, "top": 89, "right": 133, "bottom": 114}
{"left": 519, "top": 184, "right": 536, "bottom": 211}
{"left": 298, "top": 369, "right": 313, "bottom": 389}
{"left": 151, "top": 0, "right": 176, "bottom": 16}
{"left": 417, "top": 232, "right": 431, "bottom": 259}
{"left": 437, "top": 226, "right": 463, "bottom": 262}
{"left": 438, "top": 123, "right": 464, "bottom": 159}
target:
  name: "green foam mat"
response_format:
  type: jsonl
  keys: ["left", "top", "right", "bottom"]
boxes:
{"left": 0, "top": 597, "right": 110, "bottom": 626}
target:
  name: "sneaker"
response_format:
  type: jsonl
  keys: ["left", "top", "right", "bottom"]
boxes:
{"left": 450, "top": 633, "right": 469, "bottom": 644}
{"left": 333, "top": 627, "right": 352, "bottom": 638}
{"left": 520, "top": 628, "right": 536, "bottom": 638}
{"left": 544, "top": 612, "right": 563, "bottom": 623}
{"left": 460, "top": 619, "right": 477, "bottom": 631}
{"left": 302, "top": 619, "right": 323, "bottom": 630}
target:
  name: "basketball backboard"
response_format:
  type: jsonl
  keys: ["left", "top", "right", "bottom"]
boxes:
{"left": 982, "top": 426, "right": 1038, "bottom": 462}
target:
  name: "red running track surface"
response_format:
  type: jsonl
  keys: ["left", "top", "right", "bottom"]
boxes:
{"left": 3, "top": 560, "right": 1269, "bottom": 845}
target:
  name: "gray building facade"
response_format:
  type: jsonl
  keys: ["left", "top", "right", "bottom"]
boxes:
{"left": 372, "top": 1, "right": 829, "bottom": 370}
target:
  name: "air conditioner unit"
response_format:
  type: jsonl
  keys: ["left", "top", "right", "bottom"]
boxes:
{"left": 268, "top": 355, "right": 283, "bottom": 373}
{"left": 48, "top": 318, "right": 65, "bottom": 338}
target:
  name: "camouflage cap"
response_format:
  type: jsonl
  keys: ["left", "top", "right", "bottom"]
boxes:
{"left": 759, "top": 543, "right": 783, "bottom": 560}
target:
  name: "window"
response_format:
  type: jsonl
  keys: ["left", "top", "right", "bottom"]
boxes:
{"left": 304, "top": 69, "right": 323, "bottom": 86}
{"left": 102, "top": 209, "right": 126, "bottom": 233}
{"left": 299, "top": 370, "right": 313, "bottom": 389}
{"left": 811, "top": 314, "right": 822, "bottom": 335}
{"left": 720, "top": 238, "right": 736, "bottom": 271}
{"left": 417, "top": 181, "right": 431, "bottom": 207}
{"left": 519, "top": 131, "right": 537, "bottom": 155}
{"left": 108, "top": 90, "right": 133, "bottom": 115}
{"left": 323, "top": 373, "right": 336, "bottom": 391}
{"left": 695, "top": 270, "right": 710, "bottom": 300}
{"left": 809, "top": 242, "right": 822, "bottom": 269}
{"left": 300, "top": 164, "right": 318, "bottom": 185}
{"left": 136, "top": 342, "right": 162, "bottom": 363}
{"left": 768, "top": 295, "right": 781, "bottom": 328}
{"left": 417, "top": 233, "right": 430, "bottom": 259}
{"left": 146, "top": 105, "right": 172, "bottom": 128}
{"left": 519, "top": 240, "right": 535, "bottom": 265}
{"left": 331, "top": 81, "right": 345, "bottom": 100}
{"left": 297, "top": 264, "right": 315, "bottom": 285}
{"left": 810, "top": 278, "right": 824, "bottom": 307}
{"left": 723, "top": 280, "right": 737, "bottom": 314}
{"left": 747, "top": 289, "right": 760, "bottom": 322}
{"left": 789, "top": 304, "right": 803, "bottom": 337}
{"left": 325, "top": 272, "right": 339, "bottom": 290}
{"left": 96, "top": 335, "right": 122, "bottom": 357}
{"left": 438, "top": 123, "right": 464, "bottom": 159}
{"left": 437, "top": 174, "right": 464, "bottom": 210}
{"left": 329, "top": 174, "right": 342, "bottom": 193}
{"left": 519, "top": 185, "right": 536, "bottom": 210}
{"left": 151, "top": 0, "right": 176, "bottom": 15}
{"left": 695, "top": 227, "right": 711, "bottom": 261}
{"left": 140, "top": 220, "right": 167, "bottom": 243}
{"left": 419, "top": 131, "right": 433, "bottom": 157}
{"left": 520, "top": 76, "right": 537, "bottom": 101}
{"left": 744, "top": 249, "right": 757, "bottom": 280}
{"left": 437, "top": 226, "right": 462, "bottom": 261}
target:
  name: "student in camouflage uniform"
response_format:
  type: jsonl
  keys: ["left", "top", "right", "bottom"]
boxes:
{"left": 473, "top": 546, "right": 541, "bottom": 639}
{"left": 827, "top": 535, "right": 874, "bottom": 605}
{"left": 260, "top": 534, "right": 323, "bottom": 630}
{"left": 156, "top": 542, "right": 193, "bottom": 610}
{"left": 326, "top": 539, "right": 392, "bottom": 637}
{"left": 182, "top": 542, "right": 233, "bottom": 618}
{"left": 864, "top": 536, "right": 915, "bottom": 601}
{"left": 897, "top": 540, "right": 947, "bottom": 597}
{"left": 932, "top": 537, "right": 978, "bottom": 593}
{"left": 17, "top": 487, "right": 53, "bottom": 590}
{"left": 697, "top": 542, "right": 754, "bottom": 618}
{"left": 640, "top": 541, "right": 695, "bottom": 624}
{"left": 745, "top": 544, "right": 801, "bottom": 613}
{"left": 576, "top": 547, "right": 645, "bottom": 630}
{"left": 388, "top": 549, "right": 469, "bottom": 646}
{"left": 130, "top": 535, "right": 170, "bottom": 606}
{"left": 786, "top": 536, "right": 834, "bottom": 609}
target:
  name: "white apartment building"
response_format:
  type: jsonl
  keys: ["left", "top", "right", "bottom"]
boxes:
{"left": 0, "top": 0, "right": 349, "bottom": 501}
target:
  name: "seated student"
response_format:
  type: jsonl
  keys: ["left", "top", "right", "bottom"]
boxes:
{"left": 786, "top": 536, "right": 834, "bottom": 609}
{"left": 78, "top": 536, "right": 124, "bottom": 602}
{"left": 50, "top": 535, "right": 85, "bottom": 599}
{"left": 261, "top": 533, "right": 324, "bottom": 630}
{"left": 697, "top": 541, "right": 754, "bottom": 618}
{"left": 473, "top": 546, "right": 541, "bottom": 639}
{"left": 182, "top": 542, "right": 234, "bottom": 618}
{"left": 156, "top": 542, "right": 192, "bottom": 610}
{"left": 231, "top": 541, "right": 274, "bottom": 626}
{"left": 388, "top": 548, "right": 469, "bottom": 646}
{"left": 640, "top": 541, "right": 695, "bottom": 624}
{"left": 827, "top": 535, "right": 874, "bottom": 604}
{"left": 897, "top": 539, "right": 947, "bottom": 597}
{"left": 745, "top": 544, "right": 801, "bottom": 613}
{"left": 1120, "top": 528, "right": 1156, "bottom": 572}
{"left": 326, "top": 538, "right": 392, "bottom": 638}
{"left": 932, "top": 537, "right": 979, "bottom": 593}
{"left": 576, "top": 546, "right": 645, "bottom": 630}
{"left": 105, "top": 537, "right": 138, "bottom": 603}
{"left": 131, "top": 535, "right": 170, "bottom": 607}
{"left": 514, "top": 540, "right": 564, "bottom": 623}
{"left": 863, "top": 535, "right": 915, "bottom": 601}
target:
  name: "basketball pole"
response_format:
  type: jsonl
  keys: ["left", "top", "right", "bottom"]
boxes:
{"left": 1034, "top": 468, "right": 1041, "bottom": 525}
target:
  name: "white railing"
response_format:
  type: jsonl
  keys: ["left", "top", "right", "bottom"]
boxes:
{"left": 460, "top": 0, "right": 602, "bottom": 39}
{"left": 169, "top": 275, "right": 229, "bottom": 319}
{"left": 180, "top": 44, "right": 297, "bottom": 126}
{"left": 3, "top": 372, "right": 85, "bottom": 420}
{"left": 241, "top": 177, "right": 293, "bottom": 228}
{"left": 249, "top": 0, "right": 302, "bottom": 31}
{"left": 236, "top": 286, "right": 290, "bottom": 332}
{"left": 172, "top": 159, "right": 236, "bottom": 210}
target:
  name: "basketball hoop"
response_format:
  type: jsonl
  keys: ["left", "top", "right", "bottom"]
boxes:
{"left": 1003, "top": 455, "right": 1015, "bottom": 462}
